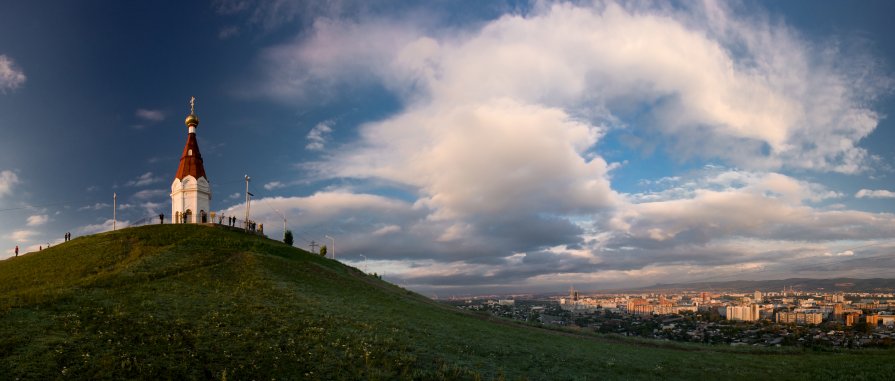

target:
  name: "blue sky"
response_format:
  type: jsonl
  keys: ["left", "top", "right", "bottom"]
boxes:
{"left": 2, "top": 0, "right": 895, "bottom": 296}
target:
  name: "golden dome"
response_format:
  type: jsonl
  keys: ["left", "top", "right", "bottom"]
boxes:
{"left": 185, "top": 113, "right": 199, "bottom": 127}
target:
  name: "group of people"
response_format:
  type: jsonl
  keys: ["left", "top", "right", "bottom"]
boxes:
{"left": 64, "top": 232, "right": 72, "bottom": 242}
{"left": 157, "top": 212, "right": 242, "bottom": 228}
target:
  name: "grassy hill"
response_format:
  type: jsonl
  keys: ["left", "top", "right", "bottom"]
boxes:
{"left": 1, "top": 225, "right": 894, "bottom": 380}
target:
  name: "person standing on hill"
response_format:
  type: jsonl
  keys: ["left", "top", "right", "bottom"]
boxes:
{"left": 14, "top": 245, "right": 18, "bottom": 257}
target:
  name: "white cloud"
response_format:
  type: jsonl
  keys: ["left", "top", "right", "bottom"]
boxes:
{"left": 133, "top": 189, "right": 168, "bottom": 200}
{"left": 126, "top": 172, "right": 162, "bottom": 187}
{"left": 227, "top": 192, "right": 241, "bottom": 200}
{"left": 138, "top": 201, "right": 164, "bottom": 215}
{"left": 629, "top": 169, "right": 842, "bottom": 204}
{"left": 77, "top": 219, "right": 129, "bottom": 235}
{"left": 855, "top": 189, "right": 895, "bottom": 199}
{"left": 372, "top": 225, "right": 401, "bottom": 236}
{"left": 0, "top": 170, "right": 19, "bottom": 197}
{"left": 9, "top": 230, "right": 36, "bottom": 242}
{"left": 0, "top": 55, "right": 26, "bottom": 93}
{"left": 824, "top": 250, "right": 855, "bottom": 257}
{"left": 305, "top": 121, "right": 333, "bottom": 151}
{"left": 26, "top": 214, "right": 49, "bottom": 227}
{"left": 612, "top": 187, "right": 892, "bottom": 246}
{"left": 329, "top": 99, "right": 617, "bottom": 222}
{"left": 237, "top": 1, "right": 895, "bottom": 292}
{"left": 78, "top": 202, "right": 110, "bottom": 211}
{"left": 264, "top": 181, "right": 285, "bottom": 190}
{"left": 225, "top": 191, "right": 412, "bottom": 222}
{"left": 135, "top": 109, "right": 166, "bottom": 122}
{"left": 265, "top": 1, "right": 888, "bottom": 174}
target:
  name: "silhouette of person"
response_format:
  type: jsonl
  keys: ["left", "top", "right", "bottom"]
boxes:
{"left": 159, "top": 213, "right": 164, "bottom": 224}
{"left": 14, "top": 245, "right": 18, "bottom": 257}
{"left": 39, "top": 245, "right": 42, "bottom": 251}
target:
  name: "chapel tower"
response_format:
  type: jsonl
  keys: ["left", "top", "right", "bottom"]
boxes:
{"left": 171, "top": 97, "right": 211, "bottom": 223}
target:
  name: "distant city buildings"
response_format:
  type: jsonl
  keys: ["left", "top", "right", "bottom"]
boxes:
{"left": 726, "top": 304, "right": 760, "bottom": 322}
{"left": 776, "top": 311, "right": 823, "bottom": 325}
{"left": 450, "top": 287, "right": 895, "bottom": 348}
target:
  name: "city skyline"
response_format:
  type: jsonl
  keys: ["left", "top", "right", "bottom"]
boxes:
{"left": 2, "top": 1, "right": 895, "bottom": 295}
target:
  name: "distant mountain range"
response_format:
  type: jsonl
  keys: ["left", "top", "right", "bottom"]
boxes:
{"left": 633, "top": 278, "right": 895, "bottom": 293}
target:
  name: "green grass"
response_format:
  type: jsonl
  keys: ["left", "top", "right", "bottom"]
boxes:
{"left": 1, "top": 224, "right": 894, "bottom": 380}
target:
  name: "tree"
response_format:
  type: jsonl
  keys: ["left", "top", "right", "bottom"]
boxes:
{"left": 284, "top": 230, "right": 294, "bottom": 246}
{"left": 319, "top": 245, "right": 327, "bottom": 257}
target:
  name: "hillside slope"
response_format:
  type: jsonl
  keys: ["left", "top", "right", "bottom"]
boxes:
{"left": 1, "top": 225, "right": 893, "bottom": 380}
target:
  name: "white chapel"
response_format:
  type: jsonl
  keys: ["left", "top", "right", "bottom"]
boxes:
{"left": 171, "top": 97, "right": 211, "bottom": 223}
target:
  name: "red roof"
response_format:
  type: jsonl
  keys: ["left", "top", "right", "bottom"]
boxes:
{"left": 175, "top": 133, "right": 207, "bottom": 180}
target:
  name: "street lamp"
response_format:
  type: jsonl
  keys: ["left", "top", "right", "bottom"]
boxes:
{"left": 325, "top": 235, "right": 335, "bottom": 260}
{"left": 244, "top": 175, "right": 251, "bottom": 231}
{"left": 273, "top": 208, "right": 287, "bottom": 241}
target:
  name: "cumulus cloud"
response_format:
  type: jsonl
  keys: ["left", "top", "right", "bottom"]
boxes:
{"left": 0, "top": 170, "right": 19, "bottom": 197}
{"left": 330, "top": 99, "right": 616, "bottom": 222}
{"left": 126, "top": 172, "right": 162, "bottom": 187}
{"left": 9, "top": 230, "right": 36, "bottom": 242}
{"left": 77, "top": 219, "right": 128, "bottom": 235}
{"left": 78, "top": 202, "right": 110, "bottom": 211}
{"left": 0, "top": 55, "right": 26, "bottom": 93}
{"left": 305, "top": 121, "right": 333, "bottom": 151}
{"left": 133, "top": 189, "right": 168, "bottom": 200}
{"left": 265, "top": 1, "right": 888, "bottom": 173}
{"left": 372, "top": 225, "right": 401, "bottom": 236}
{"left": 135, "top": 109, "right": 165, "bottom": 122}
{"left": 855, "top": 189, "right": 895, "bottom": 199}
{"left": 263, "top": 181, "right": 285, "bottom": 190}
{"left": 241, "top": 1, "right": 895, "bottom": 292}
{"left": 26, "top": 215, "right": 49, "bottom": 227}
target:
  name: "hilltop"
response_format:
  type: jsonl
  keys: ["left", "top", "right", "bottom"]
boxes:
{"left": 1, "top": 225, "right": 894, "bottom": 380}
